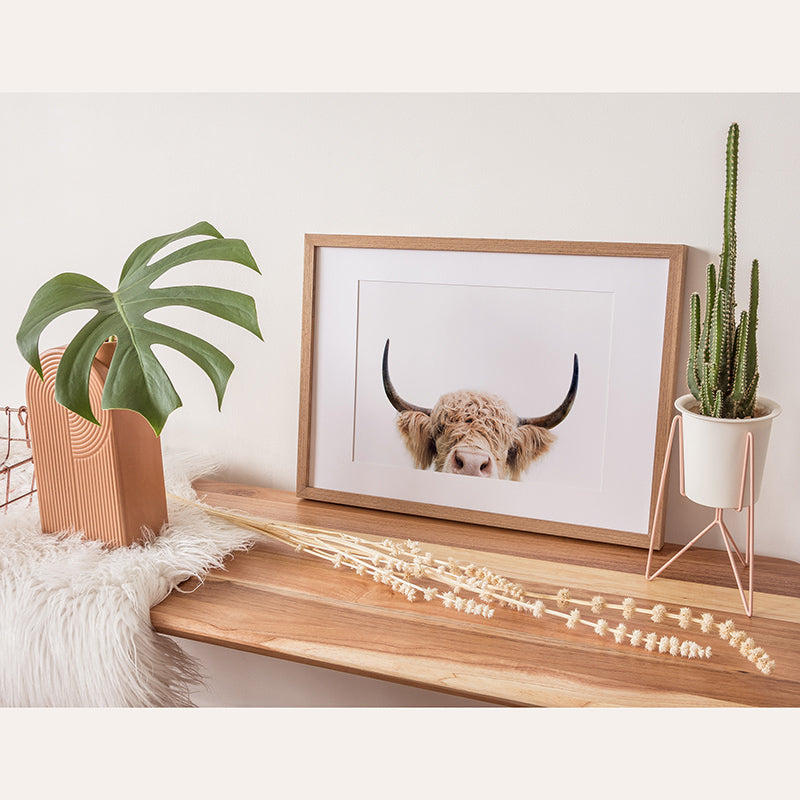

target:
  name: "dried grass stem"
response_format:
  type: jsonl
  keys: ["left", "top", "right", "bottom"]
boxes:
{"left": 171, "top": 495, "right": 774, "bottom": 675}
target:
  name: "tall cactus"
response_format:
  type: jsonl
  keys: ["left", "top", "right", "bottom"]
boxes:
{"left": 687, "top": 122, "right": 760, "bottom": 418}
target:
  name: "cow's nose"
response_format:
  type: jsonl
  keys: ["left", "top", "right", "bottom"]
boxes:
{"left": 452, "top": 448, "right": 496, "bottom": 478}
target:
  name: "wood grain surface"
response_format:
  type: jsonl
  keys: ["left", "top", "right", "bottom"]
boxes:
{"left": 150, "top": 481, "right": 800, "bottom": 707}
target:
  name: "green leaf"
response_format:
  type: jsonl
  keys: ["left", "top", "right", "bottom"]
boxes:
{"left": 121, "top": 236, "right": 259, "bottom": 291}
{"left": 17, "top": 221, "right": 263, "bottom": 435}
{"left": 100, "top": 331, "right": 183, "bottom": 432}
{"left": 54, "top": 310, "right": 120, "bottom": 424}
{"left": 15, "top": 273, "right": 112, "bottom": 378}
{"left": 123, "top": 286, "right": 262, "bottom": 339}
{"left": 113, "top": 318, "right": 235, "bottom": 411}
{"left": 120, "top": 221, "right": 223, "bottom": 283}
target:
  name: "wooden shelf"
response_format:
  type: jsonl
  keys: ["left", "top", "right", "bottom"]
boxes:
{"left": 150, "top": 481, "right": 800, "bottom": 707}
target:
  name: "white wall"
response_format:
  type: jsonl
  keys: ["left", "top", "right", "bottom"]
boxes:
{"left": 2, "top": 94, "right": 797, "bottom": 706}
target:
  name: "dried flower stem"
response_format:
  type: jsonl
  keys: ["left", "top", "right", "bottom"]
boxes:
{"left": 173, "top": 496, "right": 774, "bottom": 675}
{"left": 535, "top": 590, "right": 774, "bottom": 675}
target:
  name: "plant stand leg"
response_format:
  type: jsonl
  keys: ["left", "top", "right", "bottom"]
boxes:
{"left": 645, "top": 420, "right": 757, "bottom": 617}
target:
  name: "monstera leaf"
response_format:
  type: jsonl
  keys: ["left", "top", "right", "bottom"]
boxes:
{"left": 17, "top": 221, "right": 262, "bottom": 435}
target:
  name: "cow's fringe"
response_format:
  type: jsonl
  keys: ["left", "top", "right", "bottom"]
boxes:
{"left": 396, "top": 410, "right": 436, "bottom": 469}
{"left": 508, "top": 424, "right": 554, "bottom": 480}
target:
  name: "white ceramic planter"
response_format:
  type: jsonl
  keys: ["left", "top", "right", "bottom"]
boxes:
{"left": 675, "top": 394, "right": 781, "bottom": 509}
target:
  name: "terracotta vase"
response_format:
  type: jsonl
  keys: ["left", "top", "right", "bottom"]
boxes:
{"left": 25, "top": 342, "right": 168, "bottom": 547}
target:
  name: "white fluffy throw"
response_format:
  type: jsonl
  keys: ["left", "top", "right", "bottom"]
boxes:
{"left": 0, "top": 452, "right": 255, "bottom": 707}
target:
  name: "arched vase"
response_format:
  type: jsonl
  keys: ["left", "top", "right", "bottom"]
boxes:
{"left": 25, "top": 342, "right": 168, "bottom": 547}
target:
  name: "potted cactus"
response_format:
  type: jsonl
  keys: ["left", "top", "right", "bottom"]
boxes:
{"left": 677, "top": 123, "right": 781, "bottom": 509}
{"left": 16, "top": 221, "right": 263, "bottom": 546}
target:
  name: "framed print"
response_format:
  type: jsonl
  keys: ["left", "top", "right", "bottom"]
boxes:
{"left": 297, "top": 235, "right": 686, "bottom": 548}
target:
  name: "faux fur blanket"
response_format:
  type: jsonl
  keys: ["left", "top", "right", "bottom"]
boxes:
{"left": 0, "top": 452, "right": 255, "bottom": 707}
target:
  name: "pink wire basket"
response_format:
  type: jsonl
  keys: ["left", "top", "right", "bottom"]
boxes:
{"left": 1, "top": 405, "right": 37, "bottom": 512}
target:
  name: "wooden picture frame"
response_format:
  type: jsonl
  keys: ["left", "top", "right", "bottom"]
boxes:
{"left": 298, "top": 235, "right": 686, "bottom": 549}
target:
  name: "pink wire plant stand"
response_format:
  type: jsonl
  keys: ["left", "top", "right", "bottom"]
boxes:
{"left": 1, "top": 405, "right": 37, "bottom": 513}
{"left": 645, "top": 414, "right": 756, "bottom": 617}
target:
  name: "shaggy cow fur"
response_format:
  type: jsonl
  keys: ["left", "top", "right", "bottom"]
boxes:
{"left": 383, "top": 340, "right": 577, "bottom": 481}
{"left": 397, "top": 390, "right": 554, "bottom": 481}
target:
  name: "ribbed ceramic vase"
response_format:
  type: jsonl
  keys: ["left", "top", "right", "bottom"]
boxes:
{"left": 25, "top": 342, "right": 168, "bottom": 547}
{"left": 675, "top": 394, "right": 781, "bottom": 510}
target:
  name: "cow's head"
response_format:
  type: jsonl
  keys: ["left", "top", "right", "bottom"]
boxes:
{"left": 382, "top": 339, "right": 578, "bottom": 480}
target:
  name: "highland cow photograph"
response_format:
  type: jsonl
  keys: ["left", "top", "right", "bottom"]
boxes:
{"left": 300, "top": 236, "right": 683, "bottom": 545}
{"left": 352, "top": 280, "right": 605, "bottom": 491}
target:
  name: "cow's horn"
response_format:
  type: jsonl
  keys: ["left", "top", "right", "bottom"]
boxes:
{"left": 517, "top": 354, "right": 579, "bottom": 429}
{"left": 382, "top": 339, "right": 432, "bottom": 415}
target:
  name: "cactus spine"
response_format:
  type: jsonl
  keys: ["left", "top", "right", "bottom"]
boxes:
{"left": 687, "top": 122, "right": 760, "bottom": 418}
